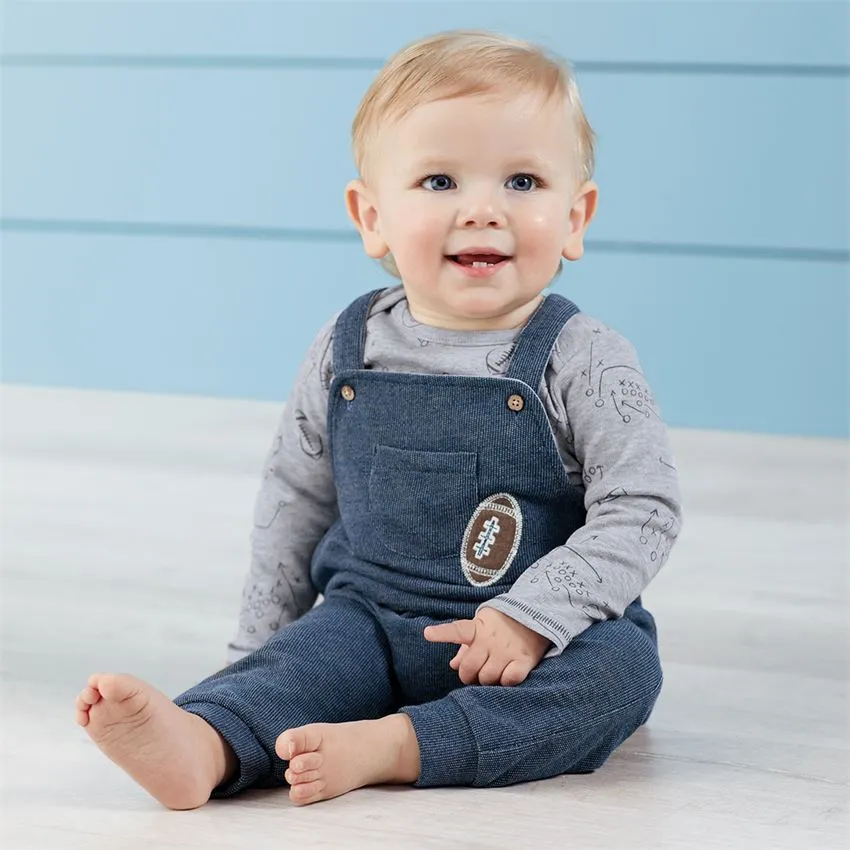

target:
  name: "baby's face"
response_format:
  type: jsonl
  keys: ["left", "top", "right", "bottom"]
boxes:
{"left": 348, "top": 90, "right": 595, "bottom": 330}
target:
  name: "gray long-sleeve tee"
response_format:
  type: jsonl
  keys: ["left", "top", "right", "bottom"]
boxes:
{"left": 227, "top": 285, "right": 682, "bottom": 664}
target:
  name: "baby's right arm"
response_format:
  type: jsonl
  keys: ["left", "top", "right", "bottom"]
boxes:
{"left": 226, "top": 316, "right": 338, "bottom": 664}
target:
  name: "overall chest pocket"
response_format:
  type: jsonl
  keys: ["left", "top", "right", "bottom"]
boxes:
{"left": 368, "top": 445, "right": 479, "bottom": 560}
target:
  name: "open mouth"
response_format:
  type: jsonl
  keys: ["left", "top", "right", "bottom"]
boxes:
{"left": 446, "top": 254, "right": 512, "bottom": 268}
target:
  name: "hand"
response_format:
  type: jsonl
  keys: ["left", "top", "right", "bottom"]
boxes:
{"left": 423, "top": 607, "right": 551, "bottom": 687}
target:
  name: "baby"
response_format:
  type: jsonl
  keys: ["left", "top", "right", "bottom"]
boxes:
{"left": 75, "top": 29, "right": 682, "bottom": 809}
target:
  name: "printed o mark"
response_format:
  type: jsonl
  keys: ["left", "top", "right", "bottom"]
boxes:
{"left": 255, "top": 500, "right": 285, "bottom": 529}
{"left": 295, "top": 410, "right": 324, "bottom": 459}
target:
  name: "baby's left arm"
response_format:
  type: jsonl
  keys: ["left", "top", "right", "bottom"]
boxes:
{"left": 479, "top": 318, "right": 683, "bottom": 657}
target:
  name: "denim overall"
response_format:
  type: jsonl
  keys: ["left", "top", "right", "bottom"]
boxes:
{"left": 176, "top": 290, "right": 663, "bottom": 794}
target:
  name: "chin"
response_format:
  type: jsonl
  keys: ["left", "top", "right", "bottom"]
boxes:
{"left": 453, "top": 285, "right": 525, "bottom": 309}
{"left": 449, "top": 293, "right": 508, "bottom": 316}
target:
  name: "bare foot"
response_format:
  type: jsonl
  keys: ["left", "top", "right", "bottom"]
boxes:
{"left": 75, "top": 673, "right": 236, "bottom": 810}
{"left": 276, "top": 714, "right": 421, "bottom": 805}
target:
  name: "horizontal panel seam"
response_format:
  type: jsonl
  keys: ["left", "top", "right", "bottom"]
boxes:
{"left": 2, "top": 55, "right": 849, "bottom": 78}
{"left": 2, "top": 218, "right": 848, "bottom": 263}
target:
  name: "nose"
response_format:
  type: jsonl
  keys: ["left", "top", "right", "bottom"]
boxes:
{"left": 456, "top": 185, "right": 507, "bottom": 229}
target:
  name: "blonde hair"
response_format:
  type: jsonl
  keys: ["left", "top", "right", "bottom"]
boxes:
{"left": 350, "top": 29, "right": 596, "bottom": 279}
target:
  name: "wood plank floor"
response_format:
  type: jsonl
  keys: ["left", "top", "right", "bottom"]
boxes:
{"left": 2, "top": 385, "right": 847, "bottom": 849}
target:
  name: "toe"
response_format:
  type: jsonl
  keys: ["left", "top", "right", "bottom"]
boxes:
{"left": 290, "top": 752, "right": 323, "bottom": 774}
{"left": 276, "top": 724, "right": 325, "bottom": 761}
{"left": 289, "top": 779, "right": 326, "bottom": 805}
{"left": 96, "top": 674, "right": 142, "bottom": 703}
{"left": 285, "top": 767, "right": 322, "bottom": 786}
{"left": 274, "top": 733, "right": 294, "bottom": 760}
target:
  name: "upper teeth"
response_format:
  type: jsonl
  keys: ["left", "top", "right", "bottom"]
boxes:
{"left": 472, "top": 261, "right": 496, "bottom": 267}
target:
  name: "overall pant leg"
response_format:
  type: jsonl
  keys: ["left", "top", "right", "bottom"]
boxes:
{"left": 174, "top": 593, "right": 397, "bottom": 796}
{"left": 401, "top": 604, "right": 662, "bottom": 788}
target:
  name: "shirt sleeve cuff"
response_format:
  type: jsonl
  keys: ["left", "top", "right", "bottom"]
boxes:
{"left": 476, "top": 597, "right": 574, "bottom": 657}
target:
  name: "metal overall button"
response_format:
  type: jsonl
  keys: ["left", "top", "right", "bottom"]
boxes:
{"left": 341, "top": 385, "right": 355, "bottom": 401}
{"left": 507, "top": 393, "right": 525, "bottom": 412}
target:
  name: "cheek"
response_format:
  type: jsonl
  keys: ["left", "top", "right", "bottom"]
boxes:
{"left": 518, "top": 203, "right": 570, "bottom": 251}
{"left": 388, "top": 201, "right": 445, "bottom": 258}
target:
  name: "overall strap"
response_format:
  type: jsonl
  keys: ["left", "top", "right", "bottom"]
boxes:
{"left": 504, "top": 294, "right": 580, "bottom": 386}
{"left": 331, "top": 288, "right": 384, "bottom": 374}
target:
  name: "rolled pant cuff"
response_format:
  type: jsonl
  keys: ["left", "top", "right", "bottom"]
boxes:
{"left": 177, "top": 700, "right": 272, "bottom": 797}
{"left": 401, "top": 696, "right": 479, "bottom": 787}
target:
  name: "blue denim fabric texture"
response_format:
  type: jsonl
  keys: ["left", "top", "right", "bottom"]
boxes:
{"left": 175, "top": 290, "right": 663, "bottom": 794}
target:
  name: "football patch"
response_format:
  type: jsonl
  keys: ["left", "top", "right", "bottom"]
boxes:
{"left": 461, "top": 493, "right": 523, "bottom": 587}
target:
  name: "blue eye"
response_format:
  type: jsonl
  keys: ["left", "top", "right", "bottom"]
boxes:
{"left": 508, "top": 173, "right": 539, "bottom": 192}
{"left": 420, "top": 173, "right": 542, "bottom": 192}
{"left": 422, "top": 174, "right": 455, "bottom": 191}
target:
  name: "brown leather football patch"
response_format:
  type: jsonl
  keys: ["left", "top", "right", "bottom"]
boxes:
{"left": 460, "top": 494, "right": 523, "bottom": 586}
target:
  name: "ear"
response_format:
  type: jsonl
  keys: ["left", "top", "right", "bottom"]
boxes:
{"left": 345, "top": 179, "right": 389, "bottom": 259}
{"left": 562, "top": 181, "right": 599, "bottom": 262}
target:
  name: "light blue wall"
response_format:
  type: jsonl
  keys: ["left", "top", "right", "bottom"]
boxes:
{"left": 2, "top": 0, "right": 848, "bottom": 437}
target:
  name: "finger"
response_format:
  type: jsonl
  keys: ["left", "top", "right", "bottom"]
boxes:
{"left": 78, "top": 686, "right": 101, "bottom": 707}
{"left": 449, "top": 645, "right": 467, "bottom": 671}
{"left": 457, "top": 646, "right": 489, "bottom": 685}
{"left": 477, "top": 655, "right": 511, "bottom": 686}
{"left": 500, "top": 659, "right": 534, "bottom": 687}
{"left": 424, "top": 619, "right": 477, "bottom": 646}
